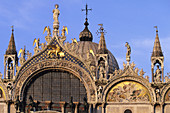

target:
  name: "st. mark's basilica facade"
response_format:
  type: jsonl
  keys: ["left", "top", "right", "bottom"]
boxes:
{"left": 0, "top": 4, "right": 170, "bottom": 113}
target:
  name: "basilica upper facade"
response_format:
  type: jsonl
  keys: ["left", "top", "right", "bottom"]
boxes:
{"left": 0, "top": 4, "right": 170, "bottom": 113}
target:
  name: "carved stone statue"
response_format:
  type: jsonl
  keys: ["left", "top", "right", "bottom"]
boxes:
{"left": 97, "top": 85, "right": 103, "bottom": 100}
{"left": 26, "top": 50, "right": 32, "bottom": 59}
{"left": 98, "top": 61, "right": 106, "bottom": 80}
{"left": 53, "top": 4, "right": 60, "bottom": 23}
{"left": 155, "top": 88, "right": 160, "bottom": 101}
{"left": 125, "top": 42, "right": 131, "bottom": 63}
{"left": 154, "top": 65, "right": 161, "bottom": 82}
{"left": 7, "top": 83, "right": 13, "bottom": 100}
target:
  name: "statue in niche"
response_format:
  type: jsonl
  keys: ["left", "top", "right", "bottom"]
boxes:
{"left": 7, "top": 83, "right": 13, "bottom": 100}
{"left": 97, "top": 85, "right": 103, "bottom": 100}
{"left": 154, "top": 65, "right": 161, "bottom": 82}
{"left": 7, "top": 63, "right": 13, "bottom": 79}
{"left": 53, "top": 4, "right": 60, "bottom": 23}
{"left": 155, "top": 88, "right": 160, "bottom": 102}
{"left": 98, "top": 60, "right": 106, "bottom": 80}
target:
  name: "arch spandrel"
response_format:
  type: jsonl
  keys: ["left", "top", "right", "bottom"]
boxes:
{"left": 14, "top": 59, "right": 96, "bottom": 102}
{"left": 106, "top": 81, "right": 151, "bottom": 103}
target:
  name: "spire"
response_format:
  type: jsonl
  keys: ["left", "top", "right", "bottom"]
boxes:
{"left": 79, "top": 4, "right": 93, "bottom": 41}
{"left": 151, "top": 26, "right": 163, "bottom": 57}
{"left": 6, "top": 26, "right": 17, "bottom": 55}
{"left": 97, "top": 24, "right": 108, "bottom": 54}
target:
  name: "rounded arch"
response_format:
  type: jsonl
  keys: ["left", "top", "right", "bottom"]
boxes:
{"left": 0, "top": 83, "right": 9, "bottom": 100}
{"left": 20, "top": 67, "right": 89, "bottom": 101}
{"left": 124, "top": 109, "right": 132, "bottom": 113}
{"left": 161, "top": 84, "right": 170, "bottom": 102}
{"left": 103, "top": 76, "right": 155, "bottom": 103}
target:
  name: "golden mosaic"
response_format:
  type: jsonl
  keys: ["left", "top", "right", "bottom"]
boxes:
{"left": 107, "top": 81, "right": 151, "bottom": 102}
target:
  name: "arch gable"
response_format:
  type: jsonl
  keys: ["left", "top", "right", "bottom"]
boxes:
{"left": 15, "top": 37, "right": 92, "bottom": 83}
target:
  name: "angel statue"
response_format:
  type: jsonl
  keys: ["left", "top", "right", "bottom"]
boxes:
{"left": 59, "top": 26, "right": 68, "bottom": 45}
{"left": 125, "top": 42, "right": 131, "bottom": 63}
{"left": 43, "top": 26, "right": 52, "bottom": 44}
{"left": 71, "top": 38, "right": 78, "bottom": 51}
{"left": 43, "top": 26, "right": 51, "bottom": 36}
{"left": 33, "top": 38, "right": 40, "bottom": 54}
{"left": 53, "top": 4, "right": 60, "bottom": 23}
{"left": 61, "top": 26, "right": 68, "bottom": 36}
{"left": 18, "top": 47, "right": 26, "bottom": 65}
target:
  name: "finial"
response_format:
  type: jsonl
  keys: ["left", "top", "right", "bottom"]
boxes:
{"left": 11, "top": 25, "right": 14, "bottom": 32}
{"left": 97, "top": 24, "right": 106, "bottom": 35}
{"left": 82, "top": 4, "right": 92, "bottom": 19}
{"left": 154, "top": 26, "right": 158, "bottom": 34}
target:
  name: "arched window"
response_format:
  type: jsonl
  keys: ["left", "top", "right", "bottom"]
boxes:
{"left": 124, "top": 109, "right": 132, "bottom": 113}
{"left": 0, "top": 89, "right": 2, "bottom": 98}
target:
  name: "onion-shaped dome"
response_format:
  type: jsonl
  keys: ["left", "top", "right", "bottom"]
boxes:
{"left": 79, "top": 18, "right": 93, "bottom": 41}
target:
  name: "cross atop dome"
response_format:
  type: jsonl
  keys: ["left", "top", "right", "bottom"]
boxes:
{"left": 79, "top": 4, "right": 93, "bottom": 41}
{"left": 82, "top": 4, "right": 92, "bottom": 19}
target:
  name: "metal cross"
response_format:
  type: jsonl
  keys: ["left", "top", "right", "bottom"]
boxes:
{"left": 96, "top": 24, "right": 107, "bottom": 36}
{"left": 82, "top": 4, "right": 92, "bottom": 18}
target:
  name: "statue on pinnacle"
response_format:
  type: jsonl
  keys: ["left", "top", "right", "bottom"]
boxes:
{"left": 53, "top": 4, "right": 60, "bottom": 30}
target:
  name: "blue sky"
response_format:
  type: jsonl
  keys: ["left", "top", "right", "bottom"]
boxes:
{"left": 0, "top": 0, "right": 170, "bottom": 81}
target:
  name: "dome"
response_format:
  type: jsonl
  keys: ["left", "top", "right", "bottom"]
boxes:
{"left": 79, "top": 19, "right": 93, "bottom": 41}
{"left": 71, "top": 41, "right": 119, "bottom": 73}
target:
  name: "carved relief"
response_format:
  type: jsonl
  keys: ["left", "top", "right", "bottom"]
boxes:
{"left": 107, "top": 81, "right": 150, "bottom": 102}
